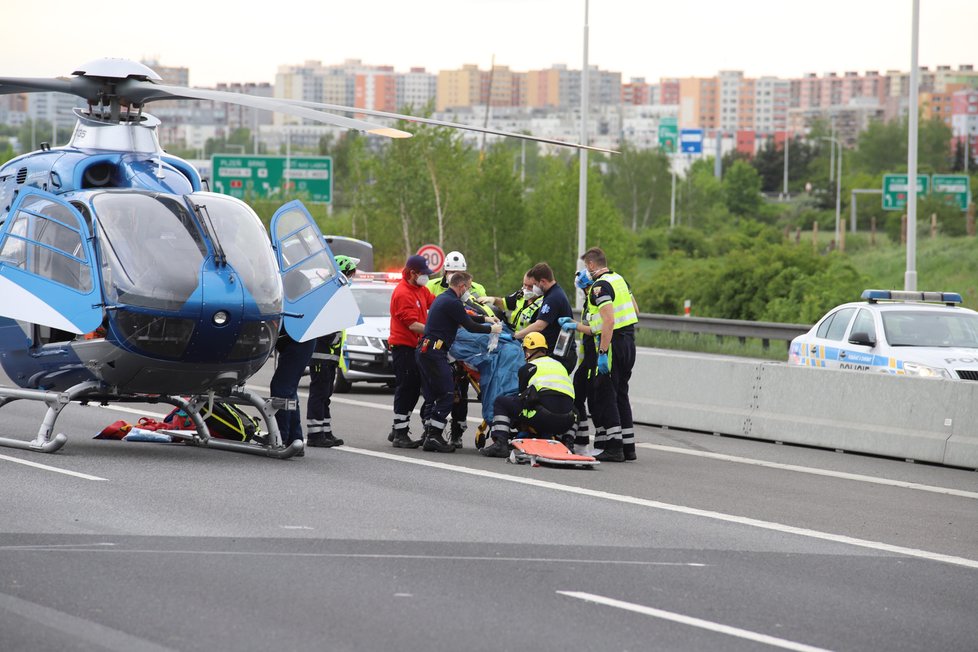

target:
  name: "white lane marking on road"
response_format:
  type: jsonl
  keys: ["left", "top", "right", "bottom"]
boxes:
{"left": 0, "top": 453, "right": 108, "bottom": 481}
{"left": 280, "top": 525, "right": 314, "bottom": 530}
{"left": 557, "top": 591, "right": 833, "bottom": 652}
{"left": 0, "top": 543, "right": 115, "bottom": 550}
{"left": 0, "top": 590, "right": 179, "bottom": 652}
{"left": 245, "top": 384, "right": 485, "bottom": 424}
{"left": 0, "top": 548, "right": 706, "bottom": 566}
{"left": 334, "top": 447, "right": 978, "bottom": 570}
{"left": 638, "top": 443, "right": 978, "bottom": 500}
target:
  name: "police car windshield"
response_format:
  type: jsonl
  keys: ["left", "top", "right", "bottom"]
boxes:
{"left": 882, "top": 311, "right": 978, "bottom": 347}
{"left": 351, "top": 285, "right": 392, "bottom": 317}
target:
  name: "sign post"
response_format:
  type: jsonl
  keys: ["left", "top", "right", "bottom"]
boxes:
{"left": 931, "top": 174, "right": 971, "bottom": 212}
{"left": 416, "top": 244, "right": 445, "bottom": 274}
{"left": 882, "top": 174, "right": 929, "bottom": 211}
{"left": 212, "top": 155, "right": 333, "bottom": 203}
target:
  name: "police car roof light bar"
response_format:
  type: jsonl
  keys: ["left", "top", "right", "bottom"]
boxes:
{"left": 861, "top": 289, "right": 962, "bottom": 305}
{"left": 354, "top": 271, "right": 401, "bottom": 283}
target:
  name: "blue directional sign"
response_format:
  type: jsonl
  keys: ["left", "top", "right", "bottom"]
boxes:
{"left": 680, "top": 129, "right": 704, "bottom": 154}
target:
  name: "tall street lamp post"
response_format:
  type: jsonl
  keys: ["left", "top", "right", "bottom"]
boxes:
{"left": 822, "top": 137, "right": 843, "bottom": 246}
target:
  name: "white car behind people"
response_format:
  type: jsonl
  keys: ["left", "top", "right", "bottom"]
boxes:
{"left": 788, "top": 290, "right": 978, "bottom": 380}
{"left": 334, "top": 272, "right": 399, "bottom": 392}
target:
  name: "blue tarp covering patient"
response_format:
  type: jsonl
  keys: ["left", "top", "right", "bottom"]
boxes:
{"left": 449, "top": 327, "right": 523, "bottom": 422}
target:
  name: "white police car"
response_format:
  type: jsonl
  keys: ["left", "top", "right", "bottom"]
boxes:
{"left": 788, "top": 290, "right": 978, "bottom": 380}
{"left": 334, "top": 272, "right": 398, "bottom": 392}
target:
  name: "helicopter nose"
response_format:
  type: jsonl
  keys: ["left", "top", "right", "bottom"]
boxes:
{"left": 183, "top": 268, "right": 246, "bottom": 362}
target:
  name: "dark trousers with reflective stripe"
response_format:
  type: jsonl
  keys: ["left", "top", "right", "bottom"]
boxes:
{"left": 592, "top": 330, "right": 636, "bottom": 454}
{"left": 270, "top": 336, "right": 316, "bottom": 446}
{"left": 306, "top": 350, "right": 338, "bottom": 433}
{"left": 491, "top": 395, "right": 575, "bottom": 443}
{"left": 572, "top": 347, "right": 597, "bottom": 449}
{"left": 416, "top": 348, "right": 454, "bottom": 431}
{"left": 392, "top": 345, "right": 429, "bottom": 432}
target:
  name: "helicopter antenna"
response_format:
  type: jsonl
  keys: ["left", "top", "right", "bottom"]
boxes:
{"left": 194, "top": 202, "right": 227, "bottom": 267}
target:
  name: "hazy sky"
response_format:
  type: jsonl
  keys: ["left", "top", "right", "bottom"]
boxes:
{"left": 3, "top": 0, "right": 975, "bottom": 87}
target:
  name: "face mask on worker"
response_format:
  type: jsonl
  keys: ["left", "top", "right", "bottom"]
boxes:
{"left": 460, "top": 290, "right": 472, "bottom": 303}
{"left": 416, "top": 274, "right": 429, "bottom": 286}
{"left": 531, "top": 285, "right": 545, "bottom": 297}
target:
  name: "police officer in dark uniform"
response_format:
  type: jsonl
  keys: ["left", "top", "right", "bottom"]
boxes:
{"left": 306, "top": 255, "right": 358, "bottom": 448}
{"left": 559, "top": 269, "right": 599, "bottom": 454}
{"left": 481, "top": 332, "right": 576, "bottom": 458}
{"left": 416, "top": 271, "right": 503, "bottom": 452}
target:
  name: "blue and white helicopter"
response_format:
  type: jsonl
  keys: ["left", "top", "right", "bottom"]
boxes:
{"left": 0, "top": 59, "right": 610, "bottom": 459}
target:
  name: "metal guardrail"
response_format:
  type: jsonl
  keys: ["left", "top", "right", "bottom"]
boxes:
{"left": 575, "top": 310, "right": 812, "bottom": 346}
{"left": 635, "top": 313, "right": 811, "bottom": 342}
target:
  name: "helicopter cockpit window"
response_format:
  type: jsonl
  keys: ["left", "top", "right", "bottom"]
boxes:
{"left": 274, "top": 208, "right": 335, "bottom": 302}
{"left": 188, "top": 193, "right": 283, "bottom": 315}
{"left": 92, "top": 192, "right": 205, "bottom": 311}
{"left": 0, "top": 195, "right": 92, "bottom": 292}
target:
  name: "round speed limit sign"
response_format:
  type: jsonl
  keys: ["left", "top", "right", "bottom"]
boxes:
{"left": 416, "top": 244, "right": 445, "bottom": 274}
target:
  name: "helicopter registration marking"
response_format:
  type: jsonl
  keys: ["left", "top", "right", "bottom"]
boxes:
{"left": 0, "top": 454, "right": 107, "bottom": 481}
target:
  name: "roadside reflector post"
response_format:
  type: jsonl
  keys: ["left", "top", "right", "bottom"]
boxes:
{"left": 684, "top": 299, "right": 691, "bottom": 317}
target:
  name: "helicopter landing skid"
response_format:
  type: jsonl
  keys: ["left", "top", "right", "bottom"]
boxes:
{"left": 0, "top": 380, "right": 102, "bottom": 453}
{"left": 164, "top": 388, "right": 304, "bottom": 459}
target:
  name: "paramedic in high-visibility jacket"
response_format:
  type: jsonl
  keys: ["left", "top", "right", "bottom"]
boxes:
{"left": 481, "top": 332, "right": 576, "bottom": 458}
{"left": 559, "top": 246, "right": 639, "bottom": 463}
{"left": 305, "top": 255, "right": 358, "bottom": 448}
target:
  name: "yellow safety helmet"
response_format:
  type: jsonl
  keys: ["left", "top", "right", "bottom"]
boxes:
{"left": 522, "top": 332, "right": 548, "bottom": 351}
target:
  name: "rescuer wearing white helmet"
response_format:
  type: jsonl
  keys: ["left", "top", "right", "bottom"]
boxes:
{"left": 426, "top": 251, "right": 487, "bottom": 298}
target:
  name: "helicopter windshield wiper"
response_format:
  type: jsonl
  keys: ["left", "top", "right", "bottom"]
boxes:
{"left": 192, "top": 202, "right": 227, "bottom": 267}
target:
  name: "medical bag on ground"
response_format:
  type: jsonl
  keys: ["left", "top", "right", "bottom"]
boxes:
{"left": 164, "top": 402, "right": 261, "bottom": 441}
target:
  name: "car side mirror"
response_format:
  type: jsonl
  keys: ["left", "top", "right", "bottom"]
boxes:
{"left": 849, "top": 331, "right": 876, "bottom": 347}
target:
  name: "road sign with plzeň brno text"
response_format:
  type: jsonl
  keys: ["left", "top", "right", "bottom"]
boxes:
{"left": 931, "top": 175, "right": 971, "bottom": 212}
{"left": 211, "top": 155, "right": 333, "bottom": 203}
{"left": 882, "top": 174, "right": 929, "bottom": 211}
{"left": 658, "top": 117, "right": 678, "bottom": 153}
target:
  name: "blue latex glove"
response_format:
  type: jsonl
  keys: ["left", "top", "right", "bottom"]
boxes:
{"left": 597, "top": 352, "right": 610, "bottom": 374}
{"left": 558, "top": 316, "right": 576, "bottom": 331}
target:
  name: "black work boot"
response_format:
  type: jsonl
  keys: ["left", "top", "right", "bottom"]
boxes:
{"left": 480, "top": 437, "right": 510, "bottom": 458}
{"left": 449, "top": 421, "right": 466, "bottom": 449}
{"left": 391, "top": 428, "right": 422, "bottom": 449}
{"left": 306, "top": 432, "right": 327, "bottom": 447}
{"left": 422, "top": 425, "right": 454, "bottom": 453}
{"left": 309, "top": 432, "right": 343, "bottom": 448}
{"left": 595, "top": 440, "right": 625, "bottom": 463}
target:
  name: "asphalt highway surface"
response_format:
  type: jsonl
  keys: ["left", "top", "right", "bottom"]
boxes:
{"left": 2, "top": 360, "right": 977, "bottom": 651}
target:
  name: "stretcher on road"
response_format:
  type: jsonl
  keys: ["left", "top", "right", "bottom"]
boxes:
{"left": 508, "top": 438, "right": 599, "bottom": 468}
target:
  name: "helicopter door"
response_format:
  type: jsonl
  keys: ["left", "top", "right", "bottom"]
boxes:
{"left": 0, "top": 188, "right": 102, "bottom": 334}
{"left": 270, "top": 200, "right": 361, "bottom": 341}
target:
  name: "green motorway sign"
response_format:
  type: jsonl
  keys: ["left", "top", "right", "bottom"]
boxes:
{"left": 212, "top": 155, "right": 333, "bottom": 203}
{"left": 658, "top": 116, "right": 678, "bottom": 153}
{"left": 882, "top": 174, "right": 929, "bottom": 211}
{"left": 931, "top": 175, "right": 971, "bottom": 212}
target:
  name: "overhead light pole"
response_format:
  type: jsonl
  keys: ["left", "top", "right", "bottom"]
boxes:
{"left": 905, "top": 0, "right": 921, "bottom": 291}
{"left": 821, "top": 136, "right": 843, "bottom": 245}
{"left": 783, "top": 129, "right": 790, "bottom": 199}
{"left": 576, "top": 0, "right": 589, "bottom": 310}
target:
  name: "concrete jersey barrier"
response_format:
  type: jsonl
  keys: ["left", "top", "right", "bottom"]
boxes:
{"left": 627, "top": 348, "right": 978, "bottom": 469}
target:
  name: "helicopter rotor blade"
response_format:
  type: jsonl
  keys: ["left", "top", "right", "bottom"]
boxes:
{"left": 0, "top": 77, "right": 76, "bottom": 96}
{"left": 118, "top": 81, "right": 412, "bottom": 139}
{"left": 262, "top": 97, "right": 619, "bottom": 155}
